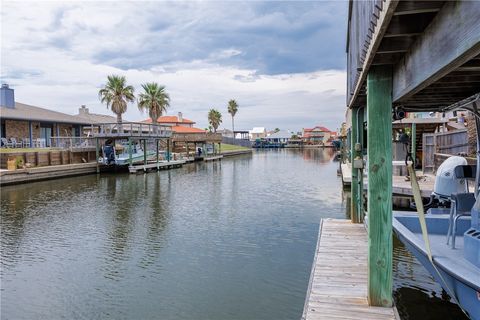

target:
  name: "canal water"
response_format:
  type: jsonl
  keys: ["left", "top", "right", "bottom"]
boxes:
{"left": 0, "top": 149, "right": 467, "bottom": 319}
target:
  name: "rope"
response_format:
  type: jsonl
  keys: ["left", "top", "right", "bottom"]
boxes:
{"left": 407, "top": 164, "right": 469, "bottom": 317}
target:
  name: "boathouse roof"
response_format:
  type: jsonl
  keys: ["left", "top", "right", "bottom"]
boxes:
{"left": 266, "top": 130, "right": 293, "bottom": 139}
{"left": 347, "top": 0, "right": 480, "bottom": 111}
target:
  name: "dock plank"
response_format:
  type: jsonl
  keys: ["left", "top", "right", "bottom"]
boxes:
{"left": 303, "top": 219, "right": 397, "bottom": 320}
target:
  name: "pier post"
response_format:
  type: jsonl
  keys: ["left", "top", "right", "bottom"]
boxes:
{"left": 367, "top": 65, "right": 393, "bottom": 307}
{"left": 95, "top": 138, "right": 100, "bottom": 173}
{"left": 167, "top": 139, "right": 170, "bottom": 162}
{"left": 156, "top": 139, "right": 159, "bottom": 170}
{"left": 143, "top": 139, "right": 147, "bottom": 171}
{"left": 128, "top": 138, "right": 133, "bottom": 165}
{"left": 351, "top": 107, "right": 360, "bottom": 223}
{"left": 411, "top": 123, "right": 416, "bottom": 166}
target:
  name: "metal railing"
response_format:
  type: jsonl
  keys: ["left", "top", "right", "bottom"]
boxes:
{"left": 87, "top": 122, "right": 173, "bottom": 138}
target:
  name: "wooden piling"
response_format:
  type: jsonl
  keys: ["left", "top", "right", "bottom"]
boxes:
{"left": 411, "top": 123, "right": 416, "bottom": 166}
{"left": 367, "top": 65, "right": 393, "bottom": 307}
{"left": 351, "top": 107, "right": 360, "bottom": 223}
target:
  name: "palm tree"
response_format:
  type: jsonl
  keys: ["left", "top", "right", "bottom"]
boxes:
{"left": 227, "top": 99, "right": 238, "bottom": 135}
{"left": 98, "top": 75, "right": 135, "bottom": 133}
{"left": 208, "top": 109, "right": 222, "bottom": 133}
{"left": 137, "top": 82, "right": 170, "bottom": 132}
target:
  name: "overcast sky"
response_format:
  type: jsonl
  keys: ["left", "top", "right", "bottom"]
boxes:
{"left": 1, "top": 1, "right": 347, "bottom": 131}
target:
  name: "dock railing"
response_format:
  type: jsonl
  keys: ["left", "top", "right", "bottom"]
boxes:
{"left": 50, "top": 136, "right": 97, "bottom": 150}
{"left": 86, "top": 122, "right": 173, "bottom": 138}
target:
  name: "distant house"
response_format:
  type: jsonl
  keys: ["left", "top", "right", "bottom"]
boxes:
{"left": 302, "top": 126, "right": 332, "bottom": 144}
{"left": 265, "top": 130, "right": 293, "bottom": 144}
{"left": 0, "top": 84, "right": 90, "bottom": 147}
{"left": 249, "top": 127, "right": 267, "bottom": 140}
{"left": 143, "top": 112, "right": 206, "bottom": 133}
{"left": 75, "top": 105, "right": 117, "bottom": 124}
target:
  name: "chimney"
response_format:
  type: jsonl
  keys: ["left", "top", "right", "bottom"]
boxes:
{"left": 178, "top": 112, "right": 183, "bottom": 122}
{"left": 0, "top": 84, "right": 15, "bottom": 109}
{"left": 79, "top": 105, "right": 89, "bottom": 115}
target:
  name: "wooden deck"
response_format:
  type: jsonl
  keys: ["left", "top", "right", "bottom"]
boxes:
{"left": 303, "top": 219, "right": 397, "bottom": 320}
{"left": 392, "top": 173, "right": 434, "bottom": 197}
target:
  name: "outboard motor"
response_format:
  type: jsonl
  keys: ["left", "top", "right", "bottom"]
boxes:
{"left": 103, "top": 145, "right": 116, "bottom": 165}
{"left": 433, "top": 156, "right": 468, "bottom": 203}
{"left": 411, "top": 156, "right": 468, "bottom": 210}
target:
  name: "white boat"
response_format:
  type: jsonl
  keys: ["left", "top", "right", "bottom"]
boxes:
{"left": 99, "top": 143, "right": 159, "bottom": 166}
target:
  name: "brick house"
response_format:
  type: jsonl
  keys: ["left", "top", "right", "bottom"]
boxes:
{"left": 0, "top": 84, "right": 90, "bottom": 147}
{"left": 302, "top": 126, "right": 332, "bottom": 145}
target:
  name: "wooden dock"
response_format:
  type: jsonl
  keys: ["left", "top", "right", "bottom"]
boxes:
{"left": 303, "top": 219, "right": 397, "bottom": 320}
{"left": 128, "top": 160, "right": 186, "bottom": 173}
{"left": 392, "top": 173, "right": 434, "bottom": 197}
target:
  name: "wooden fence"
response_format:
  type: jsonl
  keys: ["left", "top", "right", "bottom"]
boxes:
{"left": 422, "top": 130, "right": 469, "bottom": 173}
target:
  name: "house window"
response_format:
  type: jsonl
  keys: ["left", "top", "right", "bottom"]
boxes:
{"left": 0, "top": 119, "right": 5, "bottom": 138}
{"left": 40, "top": 123, "right": 53, "bottom": 147}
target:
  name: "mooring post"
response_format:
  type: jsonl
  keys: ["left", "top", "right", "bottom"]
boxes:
{"left": 357, "top": 107, "right": 365, "bottom": 221}
{"left": 367, "top": 65, "right": 393, "bottom": 307}
{"left": 167, "top": 139, "right": 170, "bottom": 162}
{"left": 143, "top": 139, "right": 147, "bottom": 171}
{"left": 128, "top": 138, "right": 133, "bottom": 166}
{"left": 95, "top": 138, "right": 100, "bottom": 173}
{"left": 351, "top": 107, "right": 360, "bottom": 223}
{"left": 156, "top": 139, "right": 159, "bottom": 170}
{"left": 411, "top": 123, "right": 416, "bottom": 166}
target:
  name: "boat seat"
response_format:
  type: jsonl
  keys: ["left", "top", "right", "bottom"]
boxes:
{"left": 446, "top": 165, "right": 477, "bottom": 249}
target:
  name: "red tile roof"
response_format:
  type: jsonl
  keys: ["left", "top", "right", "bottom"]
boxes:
{"left": 304, "top": 126, "right": 331, "bottom": 132}
{"left": 143, "top": 115, "right": 195, "bottom": 124}
{"left": 172, "top": 126, "right": 206, "bottom": 133}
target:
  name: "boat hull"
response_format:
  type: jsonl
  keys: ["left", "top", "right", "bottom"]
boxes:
{"left": 393, "top": 213, "right": 480, "bottom": 320}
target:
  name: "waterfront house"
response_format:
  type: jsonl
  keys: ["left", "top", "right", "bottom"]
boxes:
{"left": 143, "top": 112, "right": 206, "bottom": 134}
{"left": 0, "top": 84, "right": 90, "bottom": 147}
{"left": 265, "top": 130, "right": 293, "bottom": 144}
{"left": 75, "top": 105, "right": 117, "bottom": 124}
{"left": 249, "top": 127, "right": 267, "bottom": 140}
{"left": 302, "top": 126, "right": 332, "bottom": 145}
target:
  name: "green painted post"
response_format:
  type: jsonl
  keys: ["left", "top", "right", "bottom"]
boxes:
{"left": 357, "top": 108, "right": 365, "bottom": 222}
{"left": 367, "top": 65, "right": 393, "bottom": 307}
{"left": 95, "top": 138, "right": 100, "bottom": 173}
{"left": 143, "top": 139, "right": 147, "bottom": 170}
{"left": 411, "top": 123, "right": 416, "bottom": 166}
{"left": 351, "top": 107, "right": 360, "bottom": 223}
{"left": 167, "top": 139, "right": 170, "bottom": 162}
{"left": 128, "top": 138, "right": 133, "bottom": 165}
{"left": 156, "top": 139, "right": 159, "bottom": 170}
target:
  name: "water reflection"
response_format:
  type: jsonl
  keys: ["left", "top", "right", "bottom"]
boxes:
{"left": 2, "top": 148, "right": 463, "bottom": 319}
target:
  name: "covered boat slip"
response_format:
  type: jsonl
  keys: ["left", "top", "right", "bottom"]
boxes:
{"left": 345, "top": 0, "right": 480, "bottom": 313}
{"left": 90, "top": 121, "right": 175, "bottom": 173}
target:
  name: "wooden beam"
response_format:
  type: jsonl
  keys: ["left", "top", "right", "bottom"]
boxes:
{"left": 393, "top": 1, "right": 443, "bottom": 16}
{"left": 393, "top": 0, "right": 480, "bottom": 102}
{"left": 367, "top": 65, "right": 393, "bottom": 308}
{"left": 384, "top": 13, "right": 437, "bottom": 37}
{"left": 348, "top": 0, "right": 400, "bottom": 108}
{"left": 377, "top": 36, "right": 416, "bottom": 54}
